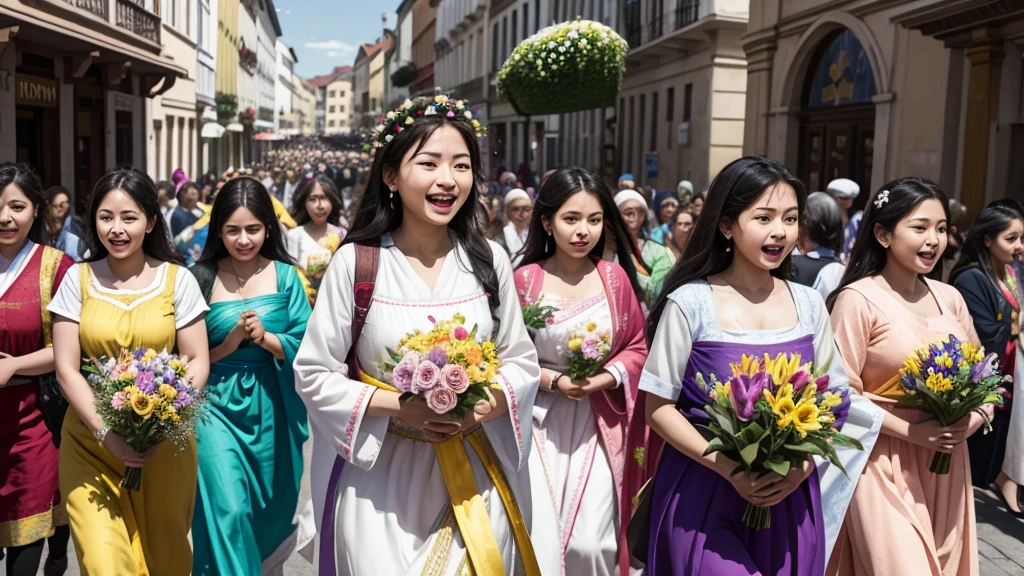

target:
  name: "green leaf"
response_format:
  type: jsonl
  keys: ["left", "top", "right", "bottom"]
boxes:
{"left": 739, "top": 441, "right": 760, "bottom": 466}
{"left": 763, "top": 458, "right": 791, "bottom": 477}
{"left": 831, "top": 433, "right": 864, "bottom": 451}
{"left": 782, "top": 442, "right": 825, "bottom": 456}
{"left": 702, "top": 437, "right": 729, "bottom": 457}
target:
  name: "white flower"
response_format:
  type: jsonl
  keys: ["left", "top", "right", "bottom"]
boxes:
{"left": 873, "top": 190, "right": 890, "bottom": 209}
{"left": 579, "top": 38, "right": 588, "bottom": 46}
{"left": 558, "top": 46, "right": 565, "bottom": 53}
{"left": 514, "top": 53, "right": 521, "bottom": 60}
{"left": 540, "top": 71, "right": 546, "bottom": 77}
{"left": 385, "top": 134, "right": 393, "bottom": 142}
{"left": 424, "top": 105, "right": 437, "bottom": 116}
{"left": 564, "top": 41, "right": 571, "bottom": 47}
{"left": 568, "top": 30, "right": 579, "bottom": 39}
{"left": 548, "top": 41, "right": 557, "bottom": 48}
{"left": 376, "top": 124, "right": 385, "bottom": 133}
{"left": 386, "top": 111, "right": 396, "bottom": 120}
{"left": 464, "top": 110, "right": 472, "bottom": 119}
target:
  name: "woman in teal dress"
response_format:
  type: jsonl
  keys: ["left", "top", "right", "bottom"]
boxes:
{"left": 188, "top": 177, "right": 311, "bottom": 576}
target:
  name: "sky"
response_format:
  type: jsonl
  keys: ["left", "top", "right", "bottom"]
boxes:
{"left": 275, "top": 0, "right": 405, "bottom": 80}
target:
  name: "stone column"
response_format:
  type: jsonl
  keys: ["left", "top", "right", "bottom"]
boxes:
{"left": 960, "top": 28, "right": 1004, "bottom": 218}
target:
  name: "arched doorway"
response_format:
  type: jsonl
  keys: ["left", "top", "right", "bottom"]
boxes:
{"left": 798, "top": 29, "right": 877, "bottom": 209}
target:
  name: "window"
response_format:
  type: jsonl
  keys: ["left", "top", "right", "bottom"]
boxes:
{"left": 330, "top": 90, "right": 337, "bottom": 98}
{"left": 651, "top": 91, "right": 658, "bottom": 150}
{"left": 340, "top": 105, "right": 345, "bottom": 113}
{"left": 512, "top": 10, "right": 518, "bottom": 46}
{"left": 329, "top": 105, "right": 336, "bottom": 113}
{"left": 667, "top": 86, "right": 675, "bottom": 121}
{"left": 523, "top": 3, "right": 529, "bottom": 38}
{"left": 599, "top": 0, "right": 605, "bottom": 22}
{"left": 639, "top": 93, "right": 646, "bottom": 158}
{"left": 627, "top": 96, "right": 634, "bottom": 173}
{"left": 329, "top": 120, "right": 336, "bottom": 127}
{"left": 534, "top": 0, "right": 540, "bottom": 32}
{"left": 683, "top": 82, "right": 692, "bottom": 122}
{"left": 492, "top": 22, "right": 499, "bottom": 72}
{"left": 340, "top": 90, "right": 346, "bottom": 97}
{"left": 502, "top": 17, "right": 508, "bottom": 60}
{"left": 553, "top": 0, "right": 560, "bottom": 22}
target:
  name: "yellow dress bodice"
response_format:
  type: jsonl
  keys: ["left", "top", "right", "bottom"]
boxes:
{"left": 78, "top": 263, "right": 179, "bottom": 358}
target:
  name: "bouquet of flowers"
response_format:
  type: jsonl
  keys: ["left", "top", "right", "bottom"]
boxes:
{"left": 699, "top": 353, "right": 862, "bottom": 529}
{"left": 302, "top": 233, "right": 342, "bottom": 304}
{"left": 384, "top": 314, "right": 502, "bottom": 418}
{"left": 521, "top": 296, "right": 556, "bottom": 332}
{"left": 498, "top": 19, "right": 629, "bottom": 116}
{"left": 84, "top": 348, "right": 206, "bottom": 490}
{"left": 895, "top": 334, "right": 1006, "bottom": 474}
{"left": 565, "top": 321, "right": 612, "bottom": 381}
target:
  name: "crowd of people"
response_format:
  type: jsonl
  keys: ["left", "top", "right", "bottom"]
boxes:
{"left": 0, "top": 94, "right": 1021, "bottom": 576}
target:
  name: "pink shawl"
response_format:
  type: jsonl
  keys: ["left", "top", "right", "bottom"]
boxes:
{"left": 514, "top": 259, "right": 649, "bottom": 573}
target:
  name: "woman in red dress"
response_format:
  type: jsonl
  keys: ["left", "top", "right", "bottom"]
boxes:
{"left": 0, "top": 163, "right": 74, "bottom": 576}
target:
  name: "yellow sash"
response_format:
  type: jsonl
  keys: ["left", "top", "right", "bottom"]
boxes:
{"left": 38, "top": 245, "right": 62, "bottom": 347}
{"left": 358, "top": 371, "right": 540, "bottom": 576}
{"left": 874, "top": 373, "right": 905, "bottom": 399}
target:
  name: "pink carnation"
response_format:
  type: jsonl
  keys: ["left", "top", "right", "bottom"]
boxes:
{"left": 425, "top": 387, "right": 458, "bottom": 414}
{"left": 111, "top": 392, "right": 126, "bottom": 410}
{"left": 440, "top": 364, "right": 470, "bottom": 393}
{"left": 414, "top": 360, "right": 440, "bottom": 392}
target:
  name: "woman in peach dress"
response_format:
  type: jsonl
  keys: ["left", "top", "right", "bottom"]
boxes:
{"left": 828, "top": 178, "right": 992, "bottom": 575}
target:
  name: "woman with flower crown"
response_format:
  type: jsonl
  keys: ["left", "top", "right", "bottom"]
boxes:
{"left": 513, "top": 167, "right": 649, "bottom": 576}
{"left": 293, "top": 96, "right": 556, "bottom": 576}
{"left": 827, "top": 178, "right": 990, "bottom": 576}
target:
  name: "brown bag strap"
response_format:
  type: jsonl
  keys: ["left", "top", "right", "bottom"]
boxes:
{"left": 347, "top": 243, "right": 380, "bottom": 378}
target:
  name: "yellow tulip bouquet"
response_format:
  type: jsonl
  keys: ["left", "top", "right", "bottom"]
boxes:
{"left": 699, "top": 353, "right": 862, "bottom": 529}
{"left": 895, "top": 335, "right": 1006, "bottom": 474}
{"left": 84, "top": 348, "right": 206, "bottom": 490}
{"left": 384, "top": 314, "right": 503, "bottom": 418}
{"left": 302, "top": 232, "right": 342, "bottom": 304}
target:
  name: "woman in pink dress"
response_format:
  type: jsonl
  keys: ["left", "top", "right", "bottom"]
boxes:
{"left": 828, "top": 178, "right": 992, "bottom": 576}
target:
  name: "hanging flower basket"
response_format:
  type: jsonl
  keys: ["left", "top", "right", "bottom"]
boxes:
{"left": 498, "top": 19, "right": 628, "bottom": 116}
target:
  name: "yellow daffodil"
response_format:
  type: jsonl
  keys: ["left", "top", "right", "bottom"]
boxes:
{"left": 791, "top": 399, "right": 822, "bottom": 437}
{"left": 763, "top": 353, "right": 802, "bottom": 386}
{"left": 960, "top": 342, "right": 984, "bottom": 364}
{"left": 568, "top": 338, "right": 583, "bottom": 351}
{"left": 925, "top": 372, "right": 953, "bottom": 393}
{"left": 763, "top": 383, "right": 796, "bottom": 428}
{"left": 933, "top": 352, "right": 954, "bottom": 370}
{"left": 158, "top": 384, "right": 178, "bottom": 401}
{"left": 467, "top": 365, "right": 485, "bottom": 383}
{"left": 820, "top": 391, "right": 843, "bottom": 409}
{"left": 130, "top": 393, "right": 157, "bottom": 419}
{"left": 714, "top": 381, "right": 732, "bottom": 399}
{"left": 901, "top": 353, "right": 923, "bottom": 376}
{"left": 142, "top": 349, "right": 157, "bottom": 362}
{"left": 730, "top": 354, "right": 760, "bottom": 378}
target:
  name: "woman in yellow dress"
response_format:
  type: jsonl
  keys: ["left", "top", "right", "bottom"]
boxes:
{"left": 48, "top": 167, "right": 210, "bottom": 576}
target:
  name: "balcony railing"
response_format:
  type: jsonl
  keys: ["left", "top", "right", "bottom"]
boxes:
{"left": 675, "top": 0, "right": 700, "bottom": 30}
{"left": 50, "top": 0, "right": 161, "bottom": 44}
{"left": 115, "top": 0, "right": 160, "bottom": 43}
{"left": 58, "top": 0, "right": 106, "bottom": 19}
{"left": 648, "top": 13, "right": 664, "bottom": 42}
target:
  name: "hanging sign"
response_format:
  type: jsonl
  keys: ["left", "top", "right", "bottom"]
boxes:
{"left": 16, "top": 74, "right": 57, "bottom": 107}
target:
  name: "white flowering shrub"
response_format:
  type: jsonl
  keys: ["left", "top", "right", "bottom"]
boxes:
{"left": 497, "top": 19, "right": 629, "bottom": 116}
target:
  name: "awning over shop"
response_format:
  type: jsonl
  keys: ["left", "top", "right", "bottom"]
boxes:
{"left": 253, "top": 120, "right": 274, "bottom": 131}
{"left": 225, "top": 123, "right": 245, "bottom": 133}
{"left": 201, "top": 122, "right": 226, "bottom": 138}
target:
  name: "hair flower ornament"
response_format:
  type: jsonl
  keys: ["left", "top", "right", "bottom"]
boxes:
{"left": 874, "top": 189, "right": 890, "bottom": 209}
{"left": 366, "top": 95, "right": 488, "bottom": 154}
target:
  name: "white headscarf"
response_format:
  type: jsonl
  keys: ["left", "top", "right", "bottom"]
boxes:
{"left": 614, "top": 189, "right": 648, "bottom": 208}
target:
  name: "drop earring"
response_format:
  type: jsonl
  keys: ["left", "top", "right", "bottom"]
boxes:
{"left": 725, "top": 238, "right": 732, "bottom": 252}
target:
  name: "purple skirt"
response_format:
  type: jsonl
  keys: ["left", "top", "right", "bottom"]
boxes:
{"left": 646, "top": 444, "right": 825, "bottom": 575}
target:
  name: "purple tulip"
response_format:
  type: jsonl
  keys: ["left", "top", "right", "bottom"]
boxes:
{"left": 815, "top": 374, "right": 830, "bottom": 393}
{"left": 970, "top": 353, "right": 998, "bottom": 383}
{"left": 730, "top": 372, "right": 769, "bottom": 421}
{"left": 789, "top": 369, "right": 811, "bottom": 389}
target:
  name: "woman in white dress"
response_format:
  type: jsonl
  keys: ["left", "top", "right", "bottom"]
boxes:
{"left": 286, "top": 173, "right": 347, "bottom": 274}
{"left": 513, "top": 168, "right": 649, "bottom": 576}
{"left": 293, "top": 96, "right": 554, "bottom": 576}
{"left": 502, "top": 188, "right": 532, "bottom": 267}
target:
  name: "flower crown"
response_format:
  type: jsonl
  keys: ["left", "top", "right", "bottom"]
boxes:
{"left": 371, "top": 95, "right": 487, "bottom": 151}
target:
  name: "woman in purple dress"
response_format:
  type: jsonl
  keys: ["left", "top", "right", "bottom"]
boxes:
{"left": 640, "top": 157, "right": 855, "bottom": 575}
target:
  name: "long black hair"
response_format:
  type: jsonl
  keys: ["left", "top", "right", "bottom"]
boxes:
{"left": 0, "top": 162, "right": 49, "bottom": 246}
{"left": 196, "top": 177, "right": 294, "bottom": 266}
{"left": 949, "top": 204, "right": 1023, "bottom": 285}
{"left": 519, "top": 167, "right": 645, "bottom": 298}
{"left": 85, "top": 167, "right": 182, "bottom": 264}
{"left": 345, "top": 114, "right": 500, "bottom": 324}
{"left": 289, "top": 173, "right": 344, "bottom": 227}
{"left": 646, "top": 156, "right": 806, "bottom": 342}
{"left": 826, "top": 177, "right": 949, "bottom": 310}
